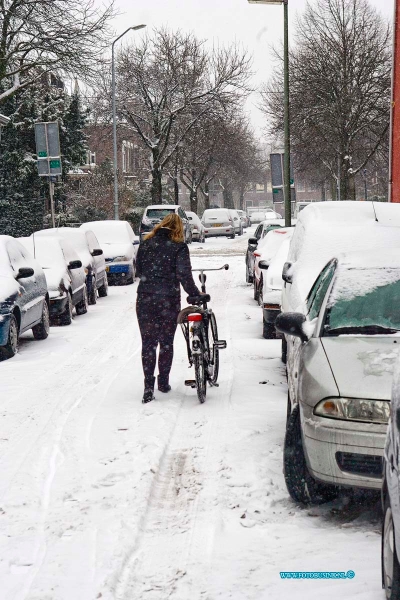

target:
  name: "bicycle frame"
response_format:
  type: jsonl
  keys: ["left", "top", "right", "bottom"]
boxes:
{"left": 180, "top": 263, "right": 229, "bottom": 373}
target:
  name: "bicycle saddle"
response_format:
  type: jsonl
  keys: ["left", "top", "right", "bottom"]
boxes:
{"left": 186, "top": 294, "right": 211, "bottom": 304}
{"left": 177, "top": 305, "right": 205, "bottom": 324}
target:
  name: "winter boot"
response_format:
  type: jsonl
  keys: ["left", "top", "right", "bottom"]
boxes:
{"left": 142, "top": 377, "right": 155, "bottom": 404}
{"left": 158, "top": 375, "right": 171, "bottom": 393}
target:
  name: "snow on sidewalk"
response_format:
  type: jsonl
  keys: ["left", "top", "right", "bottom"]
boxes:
{"left": 0, "top": 234, "right": 382, "bottom": 600}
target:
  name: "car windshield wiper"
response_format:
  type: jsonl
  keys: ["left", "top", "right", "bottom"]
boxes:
{"left": 325, "top": 325, "right": 400, "bottom": 335}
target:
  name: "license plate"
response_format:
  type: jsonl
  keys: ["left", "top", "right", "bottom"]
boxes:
{"left": 212, "top": 223, "right": 222, "bottom": 227}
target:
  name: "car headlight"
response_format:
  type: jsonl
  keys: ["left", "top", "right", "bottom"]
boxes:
{"left": 112, "top": 256, "right": 128, "bottom": 262}
{"left": 314, "top": 397, "right": 390, "bottom": 424}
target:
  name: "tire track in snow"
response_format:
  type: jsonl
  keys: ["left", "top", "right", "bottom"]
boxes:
{"left": 1, "top": 290, "right": 143, "bottom": 599}
{"left": 114, "top": 254, "right": 237, "bottom": 600}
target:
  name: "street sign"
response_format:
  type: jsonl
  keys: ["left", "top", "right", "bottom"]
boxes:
{"left": 34, "top": 122, "right": 62, "bottom": 176}
{"left": 270, "top": 153, "right": 295, "bottom": 204}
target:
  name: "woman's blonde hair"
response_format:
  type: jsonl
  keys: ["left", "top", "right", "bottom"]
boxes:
{"left": 144, "top": 212, "right": 185, "bottom": 243}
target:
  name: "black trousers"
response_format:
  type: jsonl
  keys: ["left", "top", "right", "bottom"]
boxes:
{"left": 136, "top": 293, "right": 180, "bottom": 389}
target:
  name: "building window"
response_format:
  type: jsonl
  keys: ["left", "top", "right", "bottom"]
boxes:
{"left": 122, "top": 141, "right": 135, "bottom": 173}
{"left": 85, "top": 150, "right": 96, "bottom": 167}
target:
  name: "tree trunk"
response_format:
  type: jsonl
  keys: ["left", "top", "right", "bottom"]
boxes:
{"left": 239, "top": 186, "right": 245, "bottom": 210}
{"left": 151, "top": 167, "right": 162, "bottom": 203}
{"left": 203, "top": 181, "right": 210, "bottom": 210}
{"left": 190, "top": 188, "right": 198, "bottom": 213}
{"left": 222, "top": 178, "right": 234, "bottom": 209}
{"left": 320, "top": 180, "right": 326, "bottom": 202}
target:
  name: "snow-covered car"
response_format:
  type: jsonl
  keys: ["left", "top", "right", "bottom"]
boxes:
{"left": 260, "top": 235, "right": 292, "bottom": 339}
{"left": 281, "top": 201, "right": 400, "bottom": 362}
{"left": 202, "top": 208, "right": 235, "bottom": 239}
{"left": 245, "top": 219, "right": 285, "bottom": 283}
{"left": 236, "top": 210, "right": 248, "bottom": 229}
{"left": 253, "top": 228, "right": 293, "bottom": 304}
{"left": 0, "top": 236, "right": 50, "bottom": 359}
{"left": 140, "top": 205, "right": 191, "bottom": 243}
{"left": 276, "top": 249, "right": 400, "bottom": 505}
{"left": 20, "top": 236, "right": 87, "bottom": 325}
{"left": 80, "top": 220, "right": 139, "bottom": 285}
{"left": 264, "top": 209, "right": 281, "bottom": 220}
{"left": 294, "top": 201, "right": 311, "bottom": 218}
{"left": 34, "top": 227, "right": 108, "bottom": 304}
{"left": 383, "top": 354, "right": 400, "bottom": 597}
{"left": 186, "top": 211, "right": 206, "bottom": 242}
{"left": 249, "top": 211, "right": 266, "bottom": 225}
{"left": 229, "top": 209, "right": 243, "bottom": 235}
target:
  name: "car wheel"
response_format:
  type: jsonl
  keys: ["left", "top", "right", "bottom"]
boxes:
{"left": 258, "top": 276, "right": 263, "bottom": 306}
{"left": 382, "top": 492, "right": 400, "bottom": 600}
{"left": 245, "top": 264, "right": 251, "bottom": 283}
{"left": 126, "top": 263, "right": 135, "bottom": 285}
{"left": 230, "top": 231, "right": 235, "bottom": 239}
{"left": 76, "top": 285, "right": 88, "bottom": 315}
{"left": 32, "top": 301, "right": 50, "bottom": 340}
{"left": 59, "top": 292, "right": 73, "bottom": 326}
{"left": 284, "top": 405, "right": 338, "bottom": 505}
{"left": 253, "top": 278, "right": 259, "bottom": 302}
{"left": 0, "top": 314, "right": 19, "bottom": 360}
{"left": 98, "top": 275, "right": 109, "bottom": 298}
{"left": 263, "top": 318, "right": 276, "bottom": 339}
{"left": 281, "top": 336, "right": 287, "bottom": 364}
{"left": 88, "top": 277, "right": 97, "bottom": 305}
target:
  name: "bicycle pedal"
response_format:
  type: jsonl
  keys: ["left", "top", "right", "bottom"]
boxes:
{"left": 185, "top": 379, "right": 196, "bottom": 388}
{"left": 215, "top": 340, "right": 227, "bottom": 349}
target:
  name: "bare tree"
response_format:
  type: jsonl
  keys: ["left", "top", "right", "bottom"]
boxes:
{"left": 0, "top": 0, "right": 114, "bottom": 103}
{"left": 262, "top": 0, "right": 391, "bottom": 200}
{"left": 116, "top": 28, "right": 251, "bottom": 203}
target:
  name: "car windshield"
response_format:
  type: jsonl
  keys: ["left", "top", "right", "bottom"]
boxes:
{"left": 146, "top": 208, "right": 175, "bottom": 219}
{"left": 325, "top": 269, "right": 400, "bottom": 335}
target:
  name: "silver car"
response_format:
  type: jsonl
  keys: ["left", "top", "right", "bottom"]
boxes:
{"left": 276, "top": 250, "right": 400, "bottom": 505}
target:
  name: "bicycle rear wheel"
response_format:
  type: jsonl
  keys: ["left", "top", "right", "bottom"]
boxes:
{"left": 209, "top": 312, "right": 220, "bottom": 384}
{"left": 194, "top": 353, "right": 207, "bottom": 403}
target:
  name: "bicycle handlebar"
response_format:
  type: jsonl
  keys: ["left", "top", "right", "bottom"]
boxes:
{"left": 192, "top": 264, "right": 229, "bottom": 272}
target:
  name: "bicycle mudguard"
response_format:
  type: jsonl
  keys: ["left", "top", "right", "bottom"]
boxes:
{"left": 177, "top": 305, "right": 205, "bottom": 324}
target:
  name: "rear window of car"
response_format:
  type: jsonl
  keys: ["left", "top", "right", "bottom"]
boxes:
{"left": 203, "top": 210, "right": 229, "bottom": 220}
{"left": 146, "top": 208, "right": 175, "bottom": 219}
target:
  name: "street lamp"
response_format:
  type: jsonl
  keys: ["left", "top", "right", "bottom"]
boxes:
{"left": 112, "top": 24, "right": 146, "bottom": 220}
{"left": 248, "top": 0, "right": 291, "bottom": 227}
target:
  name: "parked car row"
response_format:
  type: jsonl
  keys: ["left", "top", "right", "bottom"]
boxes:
{"left": 0, "top": 219, "right": 141, "bottom": 361}
{"left": 245, "top": 201, "right": 400, "bottom": 597}
{"left": 201, "top": 208, "right": 246, "bottom": 239}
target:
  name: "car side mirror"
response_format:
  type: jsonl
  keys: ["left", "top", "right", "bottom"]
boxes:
{"left": 68, "top": 260, "right": 82, "bottom": 270}
{"left": 396, "top": 407, "right": 400, "bottom": 431}
{"left": 91, "top": 248, "right": 103, "bottom": 256}
{"left": 282, "top": 262, "right": 293, "bottom": 284}
{"left": 248, "top": 237, "right": 258, "bottom": 247}
{"left": 275, "top": 312, "right": 309, "bottom": 343}
{"left": 133, "top": 240, "right": 140, "bottom": 245}
{"left": 16, "top": 267, "right": 34, "bottom": 279}
{"left": 259, "top": 260, "right": 269, "bottom": 270}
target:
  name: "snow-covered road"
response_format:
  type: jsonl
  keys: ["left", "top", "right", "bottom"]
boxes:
{"left": 0, "top": 231, "right": 383, "bottom": 599}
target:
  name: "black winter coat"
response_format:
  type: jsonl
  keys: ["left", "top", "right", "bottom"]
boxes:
{"left": 136, "top": 228, "right": 201, "bottom": 299}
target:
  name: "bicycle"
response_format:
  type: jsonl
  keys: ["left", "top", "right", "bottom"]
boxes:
{"left": 178, "top": 264, "right": 229, "bottom": 403}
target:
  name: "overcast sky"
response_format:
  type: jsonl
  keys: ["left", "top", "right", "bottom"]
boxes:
{"left": 110, "top": 0, "right": 395, "bottom": 132}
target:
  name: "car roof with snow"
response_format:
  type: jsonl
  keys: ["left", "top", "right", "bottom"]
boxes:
{"left": 80, "top": 220, "right": 135, "bottom": 243}
{"left": 287, "top": 201, "right": 400, "bottom": 306}
{"left": 34, "top": 228, "right": 92, "bottom": 266}
{"left": 145, "top": 204, "right": 180, "bottom": 210}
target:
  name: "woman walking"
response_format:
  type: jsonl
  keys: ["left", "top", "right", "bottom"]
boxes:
{"left": 135, "top": 213, "right": 203, "bottom": 403}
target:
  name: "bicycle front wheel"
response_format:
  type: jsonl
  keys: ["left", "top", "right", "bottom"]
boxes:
{"left": 209, "top": 312, "right": 220, "bottom": 384}
{"left": 194, "top": 353, "right": 207, "bottom": 403}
